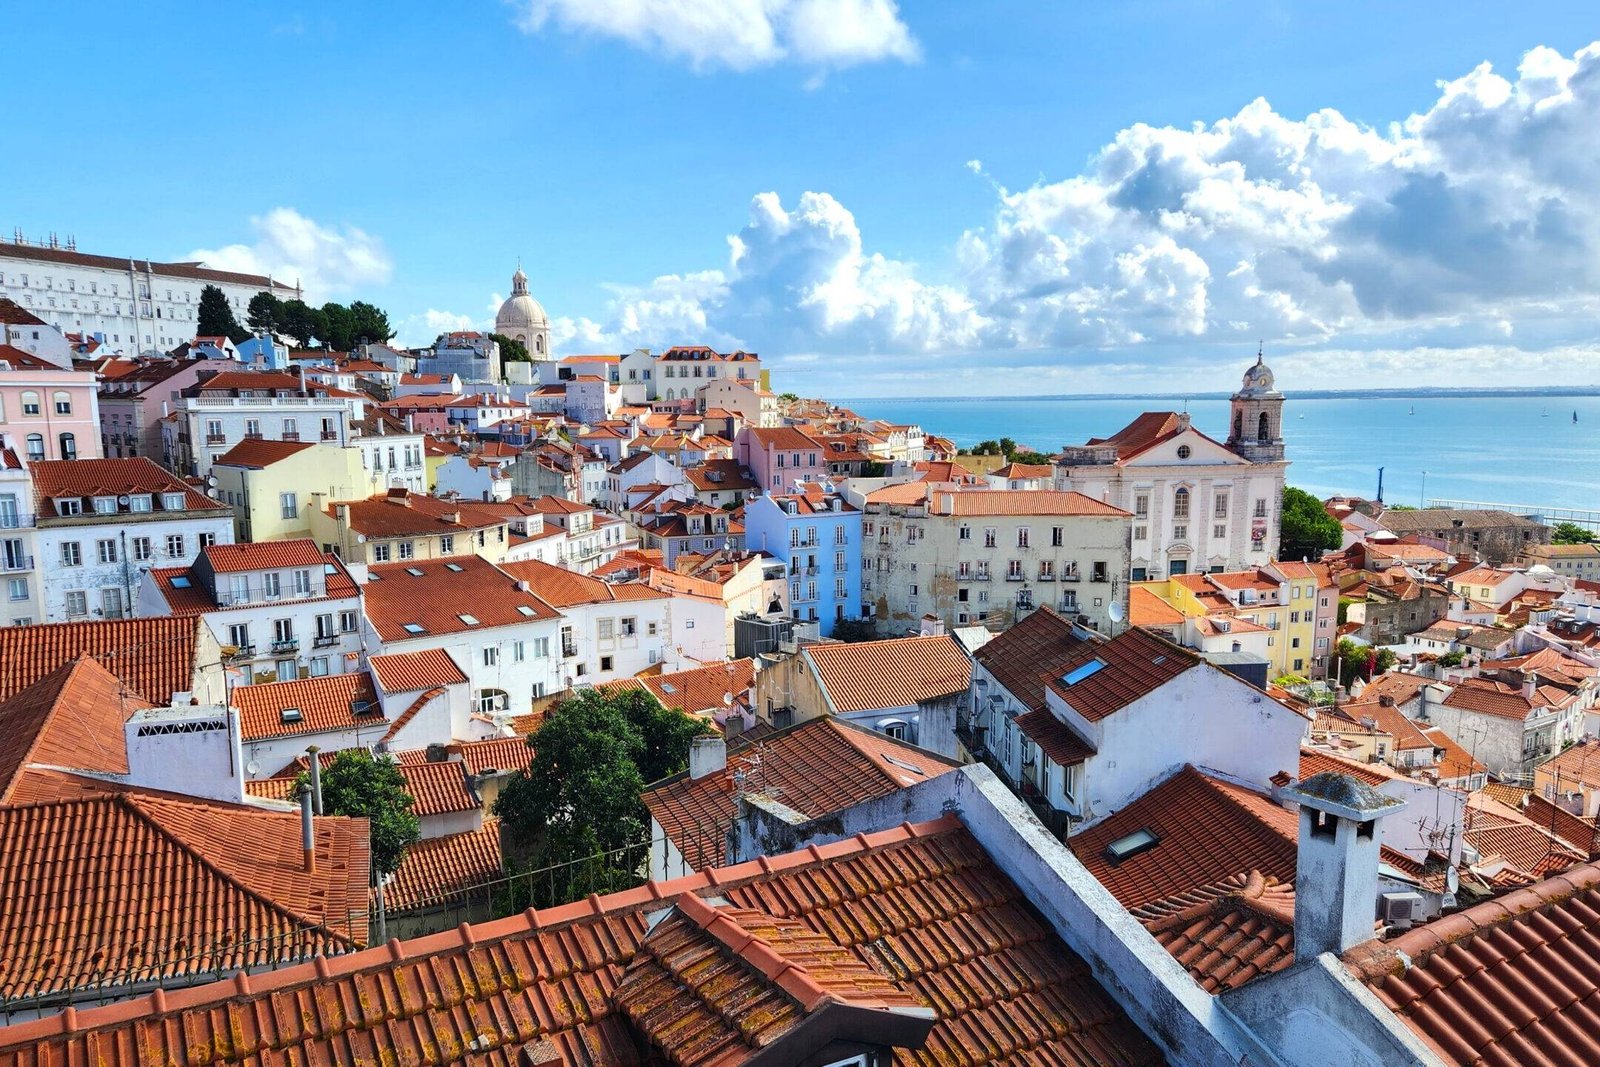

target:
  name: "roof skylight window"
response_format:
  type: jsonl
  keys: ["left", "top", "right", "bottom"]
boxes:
{"left": 1104, "top": 828, "right": 1160, "bottom": 866}
{"left": 1061, "top": 659, "right": 1107, "bottom": 686}
{"left": 401, "top": 623, "right": 426, "bottom": 634}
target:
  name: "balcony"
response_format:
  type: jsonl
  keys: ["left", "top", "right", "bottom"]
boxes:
{"left": 1005, "top": 574, "right": 1025, "bottom": 582}
{"left": 270, "top": 638, "right": 299, "bottom": 653}
{"left": 227, "top": 644, "right": 255, "bottom": 660}
{"left": 0, "top": 514, "right": 36, "bottom": 530}
{"left": 320, "top": 430, "right": 339, "bottom": 441}
{"left": 561, "top": 640, "right": 578, "bottom": 659}
{"left": 313, "top": 635, "right": 338, "bottom": 648}
{"left": 1, "top": 554, "right": 35, "bottom": 572}
{"left": 243, "top": 431, "right": 263, "bottom": 440}
{"left": 282, "top": 431, "right": 301, "bottom": 441}
{"left": 204, "top": 434, "right": 227, "bottom": 445}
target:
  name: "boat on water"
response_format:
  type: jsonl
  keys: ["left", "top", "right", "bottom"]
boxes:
{"left": 1542, "top": 407, "right": 1550, "bottom": 417}
{"left": 1408, "top": 405, "right": 1415, "bottom": 416}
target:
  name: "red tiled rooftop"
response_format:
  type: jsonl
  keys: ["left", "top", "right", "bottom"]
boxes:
{"left": 233, "top": 672, "right": 384, "bottom": 742}
{"left": 0, "top": 815, "right": 1163, "bottom": 1067}
{"left": 645, "top": 716, "right": 959, "bottom": 870}
{"left": 802, "top": 635, "right": 972, "bottom": 714}
{"left": 395, "top": 757, "right": 480, "bottom": 817}
{"left": 975, "top": 605, "right": 1098, "bottom": 713}
{"left": 0, "top": 617, "right": 203, "bottom": 704}
{"left": 0, "top": 658, "right": 144, "bottom": 804}
{"left": 1140, "top": 870, "right": 1297, "bottom": 994}
{"left": 201, "top": 538, "right": 325, "bottom": 573}
{"left": 603, "top": 659, "right": 756, "bottom": 717}
{"left": 1044, "top": 627, "right": 1200, "bottom": 723}
{"left": 383, "top": 818, "right": 504, "bottom": 912}
{"left": 362, "top": 556, "right": 560, "bottom": 642}
{"left": 369, "top": 648, "right": 468, "bottom": 693}
{"left": 213, "top": 437, "right": 316, "bottom": 468}
{"left": 28, "top": 457, "right": 223, "bottom": 517}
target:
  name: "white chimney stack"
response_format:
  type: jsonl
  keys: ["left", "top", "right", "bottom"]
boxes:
{"left": 688, "top": 735, "right": 727, "bottom": 780}
{"left": 1289, "top": 772, "right": 1404, "bottom": 958}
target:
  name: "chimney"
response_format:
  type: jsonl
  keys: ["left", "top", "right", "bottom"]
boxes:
{"left": 919, "top": 613, "right": 946, "bottom": 637}
{"left": 688, "top": 736, "right": 727, "bottom": 780}
{"left": 1523, "top": 672, "right": 1538, "bottom": 702}
{"left": 1288, "top": 772, "right": 1404, "bottom": 957}
{"left": 299, "top": 786, "right": 317, "bottom": 873}
{"left": 306, "top": 745, "right": 323, "bottom": 815}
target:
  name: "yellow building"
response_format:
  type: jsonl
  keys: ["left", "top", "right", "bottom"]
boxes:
{"left": 307, "top": 490, "right": 512, "bottom": 564}
{"left": 213, "top": 439, "right": 368, "bottom": 543}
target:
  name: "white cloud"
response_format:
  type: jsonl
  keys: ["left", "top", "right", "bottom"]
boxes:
{"left": 189, "top": 208, "right": 391, "bottom": 301}
{"left": 397, "top": 307, "right": 484, "bottom": 347}
{"left": 513, "top": 0, "right": 917, "bottom": 71}
{"left": 561, "top": 39, "right": 1600, "bottom": 393}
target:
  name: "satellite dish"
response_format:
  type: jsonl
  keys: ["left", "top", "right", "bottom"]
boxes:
{"left": 1445, "top": 866, "right": 1460, "bottom": 894}
{"left": 245, "top": 758, "right": 261, "bottom": 776}
{"left": 1107, "top": 600, "right": 1126, "bottom": 623}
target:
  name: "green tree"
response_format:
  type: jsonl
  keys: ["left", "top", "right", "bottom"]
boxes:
{"left": 1279, "top": 486, "right": 1342, "bottom": 561}
{"left": 613, "top": 687, "right": 713, "bottom": 784}
{"left": 305, "top": 750, "right": 420, "bottom": 880}
{"left": 998, "top": 437, "right": 1017, "bottom": 459}
{"left": 279, "top": 299, "right": 327, "bottom": 348}
{"left": 196, "top": 285, "right": 248, "bottom": 343}
{"left": 246, "top": 291, "right": 285, "bottom": 334}
{"left": 348, "top": 300, "right": 393, "bottom": 344}
{"left": 828, "top": 618, "right": 879, "bottom": 643}
{"left": 1552, "top": 522, "right": 1596, "bottom": 545}
{"left": 1012, "top": 450, "right": 1053, "bottom": 466}
{"left": 318, "top": 302, "right": 355, "bottom": 351}
{"left": 1333, "top": 638, "right": 1396, "bottom": 685}
{"left": 490, "top": 333, "right": 530, "bottom": 363}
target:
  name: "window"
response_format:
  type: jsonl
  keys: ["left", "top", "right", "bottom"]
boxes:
{"left": 309, "top": 657, "right": 330, "bottom": 677}
{"left": 372, "top": 543, "right": 392, "bottom": 562}
{"left": 273, "top": 619, "right": 294, "bottom": 643}
{"left": 206, "top": 419, "right": 223, "bottom": 441}
{"left": 24, "top": 435, "right": 43, "bottom": 462}
{"left": 1131, "top": 566, "right": 1148, "bottom": 581}
{"left": 53, "top": 392, "right": 72, "bottom": 415}
{"left": 1173, "top": 525, "right": 1187, "bottom": 541}
{"left": 1134, "top": 493, "right": 1150, "bottom": 519}
{"left": 339, "top": 610, "right": 358, "bottom": 633}
{"left": 7, "top": 577, "right": 26, "bottom": 601}
{"left": 484, "top": 646, "right": 498, "bottom": 666}
{"left": 1213, "top": 491, "right": 1229, "bottom": 519}
{"left": 959, "top": 524, "right": 971, "bottom": 541}
{"left": 60, "top": 542, "right": 82, "bottom": 567}
{"left": 598, "top": 618, "right": 615, "bottom": 640}
{"left": 600, "top": 655, "right": 614, "bottom": 672}
{"left": 984, "top": 527, "right": 997, "bottom": 548}
{"left": 20, "top": 392, "right": 40, "bottom": 417}
{"left": 512, "top": 640, "right": 526, "bottom": 663}
{"left": 1040, "top": 560, "right": 1055, "bottom": 580}
{"left": 315, "top": 614, "right": 335, "bottom": 640}
{"left": 280, "top": 492, "right": 297, "bottom": 520}
{"left": 1134, "top": 525, "right": 1148, "bottom": 541}
{"left": 56, "top": 496, "right": 83, "bottom": 517}
{"left": 397, "top": 540, "right": 415, "bottom": 560}
{"left": 58, "top": 433, "right": 76, "bottom": 460}
{"left": 263, "top": 572, "right": 281, "bottom": 598}
{"left": 1017, "top": 527, "right": 1030, "bottom": 548}
{"left": 283, "top": 417, "right": 297, "bottom": 438}
{"left": 227, "top": 623, "right": 251, "bottom": 649}
{"left": 96, "top": 539, "right": 118, "bottom": 564}
{"left": 1051, "top": 526, "right": 1064, "bottom": 547}
{"left": 1007, "top": 559, "right": 1023, "bottom": 580}
{"left": 64, "top": 590, "right": 87, "bottom": 617}
{"left": 1173, "top": 487, "right": 1190, "bottom": 519}
{"left": 293, "top": 569, "right": 312, "bottom": 596}
{"left": 162, "top": 493, "right": 184, "bottom": 510}
{"left": 100, "top": 588, "right": 124, "bottom": 619}
{"left": 132, "top": 537, "right": 152, "bottom": 561}
{"left": 199, "top": 532, "right": 216, "bottom": 549}
{"left": 439, "top": 534, "right": 454, "bottom": 555}
{"left": 1254, "top": 498, "right": 1268, "bottom": 519}
{"left": 1213, "top": 524, "right": 1227, "bottom": 539}
{"left": 93, "top": 496, "right": 117, "bottom": 515}
{"left": 244, "top": 419, "right": 261, "bottom": 437}
{"left": 1177, "top": 445, "right": 1191, "bottom": 459}
{"left": 621, "top": 617, "right": 637, "bottom": 637}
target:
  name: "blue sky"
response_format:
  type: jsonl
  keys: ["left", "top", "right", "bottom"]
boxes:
{"left": 5, "top": 2, "right": 1599, "bottom": 396}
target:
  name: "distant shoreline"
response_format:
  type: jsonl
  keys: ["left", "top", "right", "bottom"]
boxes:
{"left": 839, "top": 386, "right": 1600, "bottom": 403}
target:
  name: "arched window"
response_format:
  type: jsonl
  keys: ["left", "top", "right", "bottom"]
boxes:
{"left": 1173, "top": 486, "right": 1190, "bottom": 519}
{"left": 20, "top": 391, "right": 40, "bottom": 417}
{"left": 24, "top": 434, "right": 44, "bottom": 461}
{"left": 1233, "top": 412, "right": 1243, "bottom": 441}
{"left": 534, "top": 335, "right": 543, "bottom": 354}
{"left": 1257, "top": 412, "right": 1270, "bottom": 442}
{"left": 52, "top": 391, "right": 72, "bottom": 415}
{"left": 58, "top": 432, "right": 76, "bottom": 460}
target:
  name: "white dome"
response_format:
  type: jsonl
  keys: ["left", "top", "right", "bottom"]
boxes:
{"left": 1237, "top": 351, "right": 1279, "bottom": 397}
{"left": 495, "top": 267, "right": 548, "bottom": 335}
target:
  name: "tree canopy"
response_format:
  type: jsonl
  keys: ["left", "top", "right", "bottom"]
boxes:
{"left": 494, "top": 688, "right": 709, "bottom": 908}
{"left": 244, "top": 291, "right": 393, "bottom": 349}
{"left": 304, "top": 749, "right": 419, "bottom": 880}
{"left": 490, "top": 333, "right": 530, "bottom": 363}
{"left": 1279, "top": 486, "right": 1342, "bottom": 561}
{"left": 1552, "top": 522, "right": 1596, "bottom": 545}
{"left": 196, "top": 285, "right": 248, "bottom": 344}
{"left": 1333, "top": 638, "right": 1396, "bottom": 684}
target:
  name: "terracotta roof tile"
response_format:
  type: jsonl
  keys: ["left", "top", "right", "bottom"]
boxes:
{"left": 395, "top": 757, "right": 479, "bottom": 816}
{"left": 1141, "top": 870, "right": 1297, "bottom": 993}
{"left": 602, "top": 659, "right": 757, "bottom": 717}
{"left": 213, "top": 437, "right": 316, "bottom": 468}
{"left": 383, "top": 818, "right": 504, "bottom": 912}
{"left": 1444, "top": 677, "right": 1539, "bottom": 720}
{"left": 1044, "top": 627, "right": 1200, "bottom": 723}
{"left": 497, "top": 558, "right": 668, "bottom": 607}
{"left": 1299, "top": 747, "right": 1391, "bottom": 787}
{"left": 974, "top": 606, "right": 1098, "bottom": 713}
{"left": 645, "top": 716, "right": 959, "bottom": 870}
{"left": 1071, "top": 766, "right": 1299, "bottom": 912}
{"left": 28, "top": 457, "right": 224, "bottom": 517}
{"left": 0, "top": 791, "right": 368, "bottom": 1005}
{"left": 362, "top": 556, "right": 560, "bottom": 642}
{"left": 369, "top": 648, "right": 468, "bottom": 692}
{"left": 233, "top": 672, "right": 383, "bottom": 742}
{"left": 0, "top": 658, "right": 144, "bottom": 804}
{"left": 802, "top": 635, "right": 971, "bottom": 714}
{"left": 1130, "top": 586, "right": 1188, "bottom": 627}
{"left": 0, "top": 617, "right": 203, "bottom": 704}
{"left": 201, "top": 538, "right": 324, "bottom": 573}
{"left": 329, "top": 491, "right": 506, "bottom": 537}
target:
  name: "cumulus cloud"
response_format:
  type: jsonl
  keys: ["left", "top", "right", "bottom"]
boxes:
{"left": 189, "top": 208, "right": 391, "bottom": 300}
{"left": 513, "top": 0, "right": 918, "bottom": 71}
{"left": 397, "top": 307, "right": 483, "bottom": 347}
{"left": 564, "top": 40, "right": 1600, "bottom": 391}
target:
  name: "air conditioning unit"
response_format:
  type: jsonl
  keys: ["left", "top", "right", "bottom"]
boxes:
{"left": 1379, "top": 891, "right": 1424, "bottom": 930}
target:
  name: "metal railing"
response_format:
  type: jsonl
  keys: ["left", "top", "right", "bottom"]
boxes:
{"left": 0, "top": 554, "right": 34, "bottom": 572}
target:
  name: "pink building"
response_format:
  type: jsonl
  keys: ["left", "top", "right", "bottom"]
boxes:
{"left": 736, "top": 425, "right": 828, "bottom": 492}
{"left": 97, "top": 356, "right": 235, "bottom": 459}
{"left": 0, "top": 344, "right": 103, "bottom": 461}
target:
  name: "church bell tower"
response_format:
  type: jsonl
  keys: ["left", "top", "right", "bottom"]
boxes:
{"left": 1228, "top": 348, "right": 1285, "bottom": 463}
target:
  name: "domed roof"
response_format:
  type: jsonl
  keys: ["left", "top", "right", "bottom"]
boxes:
{"left": 495, "top": 267, "right": 548, "bottom": 334}
{"left": 1236, "top": 350, "right": 1280, "bottom": 397}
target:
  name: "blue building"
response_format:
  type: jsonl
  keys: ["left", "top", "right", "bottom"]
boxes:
{"left": 743, "top": 483, "right": 862, "bottom": 637}
{"left": 236, "top": 332, "right": 289, "bottom": 370}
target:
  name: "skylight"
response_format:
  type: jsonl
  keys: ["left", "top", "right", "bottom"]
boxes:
{"left": 1061, "top": 659, "right": 1107, "bottom": 686}
{"left": 279, "top": 707, "right": 303, "bottom": 724}
{"left": 1104, "top": 828, "right": 1160, "bottom": 866}
{"left": 405, "top": 567, "right": 424, "bottom": 577}
{"left": 458, "top": 614, "right": 480, "bottom": 626}
{"left": 516, "top": 605, "right": 536, "bottom": 617}
{"left": 881, "top": 754, "right": 927, "bottom": 776}
{"left": 445, "top": 563, "right": 464, "bottom": 572}
{"left": 660, "top": 682, "right": 677, "bottom": 694}
{"left": 170, "top": 576, "right": 192, "bottom": 589}
{"left": 402, "top": 623, "right": 426, "bottom": 634}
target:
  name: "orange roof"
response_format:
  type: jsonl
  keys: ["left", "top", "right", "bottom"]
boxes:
{"left": 0, "top": 815, "right": 1155, "bottom": 1065}
{"left": 330, "top": 492, "right": 506, "bottom": 538}
{"left": 0, "top": 617, "right": 203, "bottom": 704}
{"left": 233, "top": 672, "right": 383, "bottom": 742}
{"left": 1140, "top": 870, "right": 1297, "bottom": 993}
{"left": 991, "top": 461, "right": 1055, "bottom": 479}
{"left": 383, "top": 818, "right": 504, "bottom": 912}
{"left": 362, "top": 556, "right": 560, "bottom": 642}
{"left": 201, "top": 538, "right": 325, "bottom": 573}
{"left": 0, "top": 658, "right": 145, "bottom": 804}
{"left": 0, "top": 344, "right": 55, "bottom": 368}
{"left": 1443, "top": 676, "right": 1540, "bottom": 720}
{"left": 213, "top": 437, "right": 315, "bottom": 468}
{"left": 195, "top": 370, "right": 305, "bottom": 393}
{"left": 0, "top": 791, "right": 368, "bottom": 1005}
{"left": 1299, "top": 746, "right": 1390, "bottom": 787}
{"left": 645, "top": 716, "right": 958, "bottom": 869}
{"left": 974, "top": 606, "right": 1098, "bottom": 714}
{"left": 802, "top": 635, "right": 972, "bottom": 713}
{"left": 1071, "top": 766, "right": 1299, "bottom": 911}
{"left": 1044, "top": 627, "right": 1201, "bottom": 722}
{"left": 369, "top": 648, "right": 467, "bottom": 692}
{"left": 1350, "top": 862, "right": 1600, "bottom": 1066}
{"left": 497, "top": 558, "right": 669, "bottom": 608}
{"left": 395, "top": 758, "right": 479, "bottom": 817}
{"left": 864, "top": 480, "right": 930, "bottom": 505}
{"left": 28, "top": 457, "right": 223, "bottom": 516}
{"left": 603, "top": 659, "right": 757, "bottom": 716}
